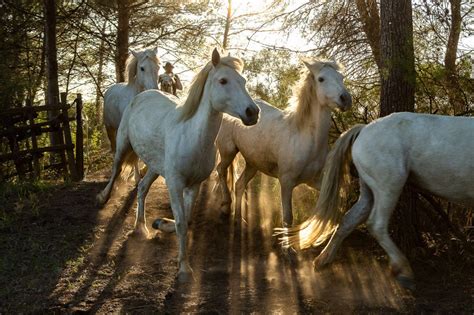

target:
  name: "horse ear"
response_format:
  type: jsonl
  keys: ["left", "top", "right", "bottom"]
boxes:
{"left": 130, "top": 49, "right": 139, "bottom": 58}
{"left": 302, "top": 60, "right": 312, "bottom": 70}
{"left": 212, "top": 48, "right": 221, "bottom": 67}
{"left": 153, "top": 46, "right": 158, "bottom": 55}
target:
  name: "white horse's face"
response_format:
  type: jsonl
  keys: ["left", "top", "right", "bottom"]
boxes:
{"left": 136, "top": 52, "right": 159, "bottom": 91}
{"left": 209, "top": 51, "right": 259, "bottom": 126}
{"left": 310, "top": 64, "right": 352, "bottom": 112}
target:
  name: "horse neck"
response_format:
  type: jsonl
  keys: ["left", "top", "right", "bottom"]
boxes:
{"left": 302, "top": 100, "right": 332, "bottom": 153}
{"left": 184, "top": 82, "right": 222, "bottom": 149}
{"left": 127, "top": 80, "right": 142, "bottom": 94}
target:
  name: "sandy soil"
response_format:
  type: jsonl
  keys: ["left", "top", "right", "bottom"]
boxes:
{"left": 0, "top": 171, "right": 472, "bottom": 313}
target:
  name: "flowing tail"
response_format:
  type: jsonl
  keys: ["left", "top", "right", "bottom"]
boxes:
{"left": 121, "top": 150, "right": 139, "bottom": 180}
{"left": 279, "top": 124, "right": 365, "bottom": 249}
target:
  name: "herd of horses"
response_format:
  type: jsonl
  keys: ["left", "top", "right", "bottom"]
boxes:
{"left": 97, "top": 47, "right": 474, "bottom": 289}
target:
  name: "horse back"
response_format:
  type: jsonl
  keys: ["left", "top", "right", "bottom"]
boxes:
{"left": 103, "top": 83, "right": 137, "bottom": 129}
{"left": 354, "top": 112, "right": 474, "bottom": 205}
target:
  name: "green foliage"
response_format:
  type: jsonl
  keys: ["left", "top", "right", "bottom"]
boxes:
{"left": 244, "top": 49, "right": 300, "bottom": 109}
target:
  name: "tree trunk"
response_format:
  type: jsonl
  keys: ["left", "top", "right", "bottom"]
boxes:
{"left": 379, "top": 0, "right": 415, "bottom": 116}
{"left": 355, "top": 0, "right": 382, "bottom": 70}
{"left": 96, "top": 19, "right": 108, "bottom": 123}
{"left": 116, "top": 0, "right": 130, "bottom": 82}
{"left": 444, "top": 0, "right": 463, "bottom": 115}
{"left": 44, "top": 0, "right": 62, "bottom": 157}
{"left": 379, "top": 0, "right": 422, "bottom": 251}
{"left": 222, "top": 0, "right": 232, "bottom": 50}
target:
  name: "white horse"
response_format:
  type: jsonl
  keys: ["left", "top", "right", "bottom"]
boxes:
{"left": 216, "top": 60, "right": 352, "bottom": 227}
{"left": 103, "top": 47, "right": 160, "bottom": 181}
{"left": 97, "top": 49, "right": 259, "bottom": 282}
{"left": 281, "top": 112, "right": 474, "bottom": 290}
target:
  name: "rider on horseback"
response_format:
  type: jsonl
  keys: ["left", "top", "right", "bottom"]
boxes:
{"left": 159, "top": 62, "right": 183, "bottom": 96}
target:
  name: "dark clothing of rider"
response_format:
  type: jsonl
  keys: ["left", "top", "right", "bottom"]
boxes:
{"left": 159, "top": 62, "right": 183, "bottom": 96}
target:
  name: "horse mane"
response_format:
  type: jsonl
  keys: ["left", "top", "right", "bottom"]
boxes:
{"left": 124, "top": 49, "right": 160, "bottom": 86}
{"left": 285, "top": 59, "right": 342, "bottom": 130}
{"left": 178, "top": 56, "right": 244, "bottom": 121}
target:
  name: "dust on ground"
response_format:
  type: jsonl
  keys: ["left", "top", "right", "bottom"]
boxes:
{"left": 0, "top": 171, "right": 472, "bottom": 313}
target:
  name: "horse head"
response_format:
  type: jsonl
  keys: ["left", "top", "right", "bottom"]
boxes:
{"left": 303, "top": 60, "right": 352, "bottom": 112}
{"left": 208, "top": 49, "right": 259, "bottom": 126}
{"left": 130, "top": 47, "right": 160, "bottom": 91}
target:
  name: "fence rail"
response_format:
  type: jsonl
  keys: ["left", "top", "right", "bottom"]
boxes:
{"left": 0, "top": 92, "right": 83, "bottom": 181}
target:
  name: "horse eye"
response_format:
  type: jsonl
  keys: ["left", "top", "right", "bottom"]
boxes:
{"left": 140, "top": 67, "right": 145, "bottom": 71}
{"left": 318, "top": 77, "right": 324, "bottom": 82}
{"left": 219, "top": 78, "right": 228, "bottom": 85}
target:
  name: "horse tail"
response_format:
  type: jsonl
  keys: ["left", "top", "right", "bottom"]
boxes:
{"left": 105, "top": 126, "right": 117, "bottom": 153}
{"left": 121, "top": 149, "right": 139, "bottom": 181}
{"left": 227, "top": 159, "right": 236, "bottom": 195}
{"left": 280, "top": 124, "right": 365, "bottom": 249}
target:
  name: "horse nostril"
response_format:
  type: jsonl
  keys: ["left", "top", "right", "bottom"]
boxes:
{"left": 340, "top": 94, "right": 346, "bottom": 103}
{"left": 245, "top": 106, "right": 254, "bottom": 118}
{"left": 340, "top": 92, "right": 352, "bottom": 107}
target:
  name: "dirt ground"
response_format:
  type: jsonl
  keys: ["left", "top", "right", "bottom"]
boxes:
{"left": 0, "top": 171, "right": 472, "bottom": 313}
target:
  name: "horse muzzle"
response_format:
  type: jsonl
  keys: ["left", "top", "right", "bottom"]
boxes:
{"left": 239, "top": 104, "right": 260, "bottom": 126}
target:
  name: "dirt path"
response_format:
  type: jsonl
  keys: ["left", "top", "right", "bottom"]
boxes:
{"left": 0, "top": 172, "right": 472, "bottom": 313}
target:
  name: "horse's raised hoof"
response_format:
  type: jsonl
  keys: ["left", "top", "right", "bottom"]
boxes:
{"left": 313, "top": 253, "right": 330, "bottom": 270}
{"left": 397, "top": 275, "right": 416, "bottom": 291}
{"left": 152, "top": 218, "right": 176, "bottom": 233}
{"left": 96, "top": 193, "right": 107, "bottom": 207}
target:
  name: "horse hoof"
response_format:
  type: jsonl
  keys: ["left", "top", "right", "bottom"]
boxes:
{"left": 128, "top": 227, "right": 150, "bottom": 240}
{"left": 152, "top": 218, "right": 176, "bottom": 233}
{"left": 152, "top": 219, "right": 161, "bottom": 230}
{"left": 177, "top": 271, "right": 194, "bottom": 284}
{"left": 397, "top": 275, "right": 416, "bottom": 291}
{"left": 96, "top": 194, "right": 106, "bottom": 207}
{"left": 313, "top": 255, "right": 329, "bottom": 270}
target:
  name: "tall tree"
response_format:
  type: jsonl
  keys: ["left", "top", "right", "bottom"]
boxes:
{"left": 444, "top": 0, "right": 463, "bottom": 114}
{"left": 379, "top": 0, "right": 422, "bottom": 250}
{"left": 355, "top": 0, "right": 381, "bottom": 70}
{"left": 116, "top": 0, "right": 130, "bottom": 82}
{"left": 379, "top": 0, "right": 416, "bottom": 116}
{"left": 222, "top": 0, "right": 232, "bottom": 50}
{"left": 44, "top": 0, "right": 61, "bottom": 148}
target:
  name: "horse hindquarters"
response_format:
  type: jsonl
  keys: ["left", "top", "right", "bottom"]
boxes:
{"left": 352, "top": 130, "right": 415, "bottom": 289}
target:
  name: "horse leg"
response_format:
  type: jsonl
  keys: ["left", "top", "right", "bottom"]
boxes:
{"left": 314, "top": 180, "right": 373, "bottom": 268}
{"left": 216, "top": 148, "right": 238, "bottom": 215}
{"left": 105, "top": 126, "right": 116, "bottom": 153}
{"left": 279, "top": 177, "right": 296, "bottom": 227}
{"left": 96, "top": 136, "right": 131, "bottom": 206}
{"left": 133, "top": 160, "right": 141, "bottom": 185}
{"left": 129, "top": 169, "right": 159, "bottom": 239}
{"left": 184, "top": 184, "right": 200, "bottom": 224}
{"left": 167, "top": 178, "right": 193, "bottom": 282}
{"left": 150, "top": 183, "right": 199, "bottom": 234}
{"left": 234, "top": 164, "right": 257, "bottom": 224}
{"left": 367, "top": 185, "right": 415, "bottom": 290}
{"left": 156, "top": 184, "right": 200, "bottom": 233}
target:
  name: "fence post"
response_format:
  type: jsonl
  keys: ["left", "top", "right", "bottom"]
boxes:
{"left": 60, "top": 92, "right": 79, "bottom": 181}
{"left": 26, "top": 99, "right": 41, "bottom": 179}
{"left": 75, "top": 93, "right": 84, "bottom": 180}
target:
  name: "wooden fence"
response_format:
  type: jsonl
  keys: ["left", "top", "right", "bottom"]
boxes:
{"left": 0, "top": 92, "right": 83, "bottom": 181}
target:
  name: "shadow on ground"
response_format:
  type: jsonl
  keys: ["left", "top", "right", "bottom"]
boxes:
{"left": 0, "top": 172, "right": 472, "bottom": 313}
